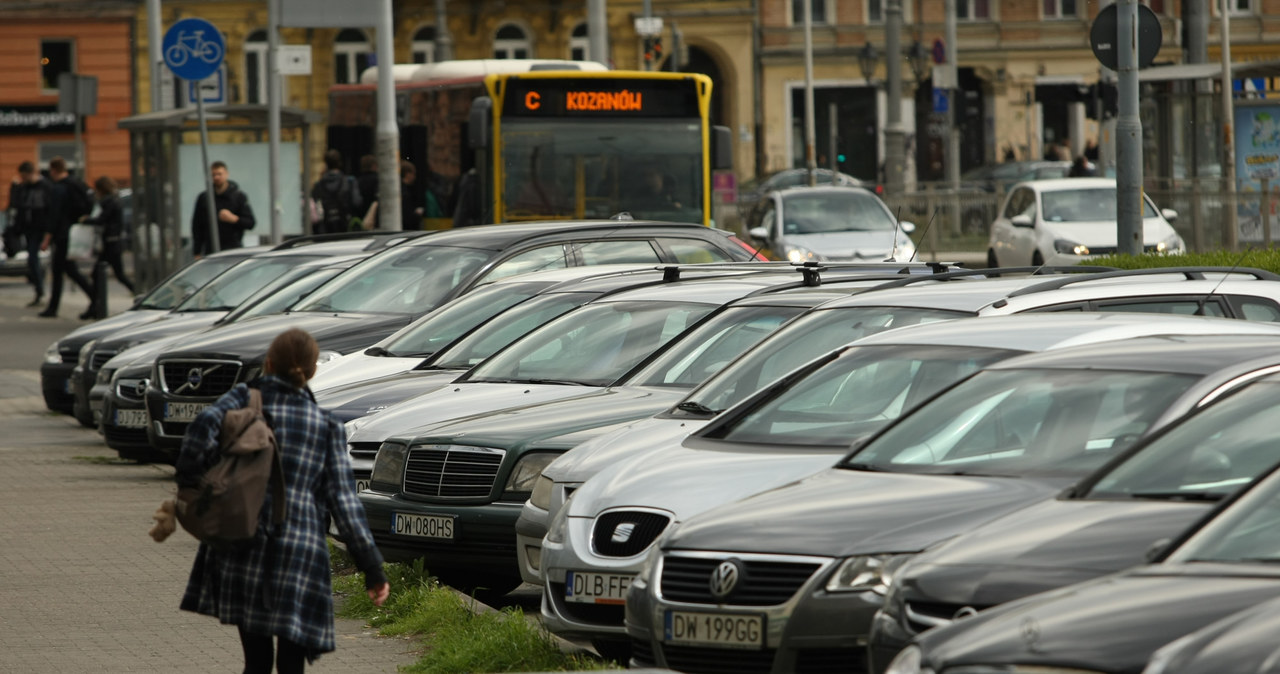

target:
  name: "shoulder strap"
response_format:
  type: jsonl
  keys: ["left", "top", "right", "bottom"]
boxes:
{"left": 250, "top": 387, "right": 288, "bottom": 527}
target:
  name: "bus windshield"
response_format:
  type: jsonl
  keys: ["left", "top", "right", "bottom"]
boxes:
{"left": 501, "top": 119, "right": 704, "bottom": 224}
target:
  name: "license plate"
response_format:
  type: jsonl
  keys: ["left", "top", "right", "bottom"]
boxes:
{"left": 164, "top": 401, "right": 209, "bottom": 422}
{"left": 664, "top": 610, "right": 765, "bottom": 649}
{"left": 392, "top": 512, "right": 454, "bottom": 539}
{"left": 565, "top": 571, "right": 634, "bottom": 604}
{"left": 114, "top": 409, "right": 148, "bottom": 428}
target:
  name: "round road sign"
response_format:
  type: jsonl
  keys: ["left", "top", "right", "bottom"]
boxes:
{"left": 1090, "top": 4, "right": 1162, "bottom": 71}
{"left": 163, "top": 17, "right": 225, "bottom": 81}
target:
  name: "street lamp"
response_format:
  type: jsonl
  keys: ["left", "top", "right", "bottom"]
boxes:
{"left": 907, "top": 40, "right": 930, "bottom": 84}
{"left": 858, "top": 43, "right": 878, "bottom": 84}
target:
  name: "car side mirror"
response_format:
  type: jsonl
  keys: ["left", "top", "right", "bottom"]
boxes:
{"left": 1011, "top": 214, "right": 1034, "bottom": 228}
{"left": 748, "top": 226, "right": 769, "bottom": 241}
{"left": 1145, "top": 537, "right": 1171, "bottom": 563}
{"left": 899, "top": 221, "right": 917, "bottom": 234}
{"left": 1161, "top": 208, "right": 1179, "bottom": 223}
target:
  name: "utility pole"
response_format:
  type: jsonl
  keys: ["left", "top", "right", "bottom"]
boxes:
{"left": 884, "top": 0, "right": 905, "bottom": 195}
{"left": 376, "top": 0, "right": 402, "bottom": 230}
{"left": 642, "top": 0, "right": 654, "bottom": 71}
{"left": 1220, "top": 0, "right": 1238, "bottom": 250}
{"left": 434, "top": 0, "right": 454, "bottom": 62}
{"left": 944, "top": 0, "right": 959, "bottom": 196}
{"left": 267, "top": 0, "right": 282, "bottom": 242}
{"left": 1116, "top": 0, "right": 1142, "bottom": 255}
{"left": 147, "top": 0, "right": 162, "bottom": 111}
{"left": 587, "top": 0, "right": 608, "bottom": 64}
{"left": 802, "top": 0, "right": 817, "bottom": 186}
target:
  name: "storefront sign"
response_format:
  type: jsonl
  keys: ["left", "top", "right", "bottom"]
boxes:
{"left": 0, "top": 105, "right": 77, "bottom": 134}
{"left": 1234, "top": 102, "right": 1280, "bottom": 243}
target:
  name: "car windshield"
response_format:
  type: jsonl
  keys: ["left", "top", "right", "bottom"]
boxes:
{"left": 223, "top": 267, "right": 346, "bottom": 324}
{"left": 841, "top": 368, "right": 1198, "bottom": 476}
{"left": 626, "top": 305, "right": 806, "bottom": 388}
{"left": 782, "top": 191, "right": 897, "bottom": 234}
{"left": 380, "top": 281, "right": 549, "bottom": 358}
{"left": 706, "top": 345, "right": 1022, "bottom": 447}
{"left": 135, "top": 255, "right": 247, "bottom": 310}
{"left": 429, "top": 292, "right": 598, "bottom": 369}
{"left": 678, "top": 306, "right": 969, "bottom": 415}
{"left": 465, "top": 300, "right": 715, "bottom": 387}
{"left": 174, "top": 255, "right": 324, "bottom": 312}
{"left": 1168, "top": 438, "right": 1280, "bottom": 565}
{"left": 292, "top": 244, "right": 491, "bottom": 315}
{"left": 1087, "top": 379, "right": 1280, "bottom": 502}
{"left": 1040, "top": 188, "right": 1157, "bottom": 222}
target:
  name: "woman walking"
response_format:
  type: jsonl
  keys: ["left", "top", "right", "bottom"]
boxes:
{"left": 175, "top": 328, "right": 389, "bottom": 673}
{"left": 80, "top": 176, "right": 136, "bottom": 318}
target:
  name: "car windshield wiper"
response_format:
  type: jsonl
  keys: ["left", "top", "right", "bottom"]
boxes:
{"left": 365, "top": 346, "right": 390, "bottom": 357}
{"left": 524, "top": 378, "right": 590, "bottom": 386}
{"left": 1234, "top": 557, "right": 1280, "bottom": 564}
{"left": 177, "top": 305, "right": 235, "bottom": 312}
{"left": 675, "top": 401, "right": 719, "bottom": 416}
{"left": 840, "top": 462, "right": 894, "bottom": 472}
{"left": 1129, "top": 491, "right": 1224, "bottom": 502}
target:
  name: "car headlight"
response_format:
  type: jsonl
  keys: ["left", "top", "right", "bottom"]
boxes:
{"left": 1053, "top": 238, "right": 1090, "bottom": 256}
{"left": 369, "top": 441, "right": 408, "bottom": 488}
{"left": 530, "top": 475, "right": 554, "bottom": 511}
{"left": 545, "top": 492, "right": 574, "bottom": 545}
{"left": 97, "top": 367, "right": 116, "bottom": 385}
{"left": 884, "top": 645, "right": 933, "bottom": 674}
{"left": 77, "top": 340, "right": 97, "bottom": 368}
{"left": 316, "top": 350, "right": 342, "bottom": 366}
{"left": 505, "top": 453, "right": 558, "bottom": 495}
{"left": 826, "top": 554, "right": 913, "bottom": 594}
{"left": 1155, "top": 234, "right": 1184, "bottom": 255}
{"left": 44, "top": 341, "right": 63, "bottom": 365}
{"left": 784, "top": 244, "right": 822, "bottom": 263}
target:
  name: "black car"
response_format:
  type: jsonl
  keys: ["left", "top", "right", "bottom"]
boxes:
{"left": 143, "top": 220, "right": 762, "bottom": 453}
{"left": 889, "top": 403, "right": 1280, "bottom": 674}
{"left": 1139, "top": 594, "right": 1280, "bottom": 674}
{"left": 869, "top": 350, "right": 1280, "bottom": 671}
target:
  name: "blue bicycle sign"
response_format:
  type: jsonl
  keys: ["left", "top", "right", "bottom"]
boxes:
{"left": 163, "top": 18, "right": 225, "bottom": 81}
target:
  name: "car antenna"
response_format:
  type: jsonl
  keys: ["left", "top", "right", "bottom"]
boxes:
{"left": 887, "top": 206, "right": 904, "bottom": 262}
{"left": 1196, "top": 246, "right": 1252, "bottom": 316}
{"left": 908, "top": 207, "right": 940, "bottom": 263}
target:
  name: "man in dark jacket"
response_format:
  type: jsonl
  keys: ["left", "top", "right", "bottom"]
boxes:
{"left": 38, "top": 157, "right": 95, "bottom": 318}
{"left": 310, "top": 149, "right": 360, "bottom": 234}
{"left": 8, "top": 160, "right": 53, "bottom": 306}
{"left": 355, "top": 154, "right": 379, "bottom": 229}
{"left": 192, "top": 161, "right": 255, "bottom": 256}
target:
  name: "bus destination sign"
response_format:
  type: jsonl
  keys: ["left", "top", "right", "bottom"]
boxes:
{"left": 503, "top": 78, "right": 699, "bottom": 118}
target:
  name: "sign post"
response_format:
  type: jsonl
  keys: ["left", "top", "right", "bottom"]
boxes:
{"left": 163, "top": 17, "right": 225, "bottom": 253}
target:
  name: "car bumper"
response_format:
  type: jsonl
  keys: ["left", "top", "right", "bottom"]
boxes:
{"left": 867, "top": 606, "right": 913, "bottom": 674}
{"left": 103, "top": 392, "right": 171, "bottom": 463}
{"left": 40, "top": 362, "right": 76, "bottom": 414}
{"left": 145, "top": 390, "right": 219, "bottom": 452}
{"left": 515, "top": 500, "right": 549, "bottom": 586}
{"left": 357, "top": 490, "right": 525, "bottom": 576}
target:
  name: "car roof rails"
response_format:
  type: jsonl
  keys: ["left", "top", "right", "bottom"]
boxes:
{"left": 1004, "top": 266, "right": 1280, "bottom": 298}
{"left": 856, "top": 264, "right": 1119, "bottom": 292}
{"left": 272, "top": 229, "right": 431, "bottom": 251}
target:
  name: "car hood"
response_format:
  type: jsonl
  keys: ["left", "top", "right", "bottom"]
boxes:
{"left": 103, "top": 333, "right": 190, "bottom": 371}
{"left": 345, "top": 382, "right": 605, "bottom": 444}
{"left": 96, "top": 311, "right": 226, "bottom": 351}
{"left": 1149, "top": 595, "right": 1280, "bottom": 674}
{"left": 1040, "top": 217, "right": 1178, "bottom": 246}
{"left": 316, "top": 369, "right": 463, "bottom": 423}
{"left": 919, "top": 566, "right": 1280, "bottom": 673}
{"left": 787, "top": 230, "right": 907, "bottom": 260}
{"left": 904, "top": 499, "right": 1212, "bottom": 607}
{"left": 543, "top": 416, "right": 708, "bottom": 484}
{"left": 397, "top": 385, "right": 684, "bottom": 449}
{"left": 156, "top": 312, "right": 410, "bottom": 362}
{"left": 311, "top": 350, "right": 426, "bottom": 392}
{"left": 58, "top": 308, "right": 170, "bottom": 352}
{"left": 663, "top": 468, "right": 1066, "bottom": 558}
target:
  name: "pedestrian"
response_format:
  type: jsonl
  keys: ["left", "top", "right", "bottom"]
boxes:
{"left": 1068, "top": 155, "right": 1096, "bottom": 177}
{"left": 355, "top": 154, "right": 379, "bottom": 229}
{"left": 80, "top": 175, "right": 137, "bottom": 314}
{"left": 310, "top": 149, "right": 361, "bottom": 235}
{"left": 8, "top": 160, "right": 53, "bottom": 307}
{"left": 400, "top": 160, "right": 425, "bottom": 230}
{"left": 175, "top": 327, "right": 390, "bottom": 673}
{"left": 192, "top": 160, "right": 256, "bottom": 257}
{"left": 39, "top": 157, "right": 96, "bottom": 318}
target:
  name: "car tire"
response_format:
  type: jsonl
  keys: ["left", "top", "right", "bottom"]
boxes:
{"left": 433, "top": 570, "right": 523, "bottom": 603}
{"left": 1032, "top": 250, "right": 1045, "bottom": 267}
{"left": 591, "top": 637, "right": 632, "bottom": 664}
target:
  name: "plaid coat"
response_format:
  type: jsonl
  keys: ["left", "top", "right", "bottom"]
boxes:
{"left": 176, "top": 376, "right": 384, "bottom": 658}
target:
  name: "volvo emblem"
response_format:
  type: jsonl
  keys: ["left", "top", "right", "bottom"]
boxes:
{"left": 952, "top": 606, "right": 979, "bottom": 621}
{"left": 135, "top": 378, "right": 150, "bottom": 398}
{"left": 611, "top": 522, "right": 636, "bottom": 544}
{"left": 708, "top": 559, "right": 742, "bottom": 600}
{"left": 186, "top": 367, "right": 204, "bottom": 390}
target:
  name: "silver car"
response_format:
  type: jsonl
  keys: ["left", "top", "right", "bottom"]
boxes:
{"left": 745, "top": 186, "right": 916, "bottom": 263}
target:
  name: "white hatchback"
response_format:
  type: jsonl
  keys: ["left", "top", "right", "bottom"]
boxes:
{"left": 987, "top": 177, "right": 1184, "bottom": 267}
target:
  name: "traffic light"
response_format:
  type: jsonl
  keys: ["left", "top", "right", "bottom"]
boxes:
{"left": 652, "top": 36, "right": 663, "bottom": 62}
{"left": 643, "top": 36, "right": 654, "bottom": 63}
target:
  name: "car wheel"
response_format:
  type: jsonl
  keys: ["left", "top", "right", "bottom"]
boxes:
{"left": 1032, "top": 250, "right": 1045, "bottom": 267}
{"left": 591, "top": 637, "right": 632, "bottom": 664}
{"left": 433, "top": 570, "right": 523, "bottom": 603}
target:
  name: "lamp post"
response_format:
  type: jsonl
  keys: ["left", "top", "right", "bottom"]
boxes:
{"left": 858, "top": 43, "right": 878, "bottom": 84}
{"left": 884, "top": 0, "right": 906, "bottom": 197}
{"left": 907, "top": 40, "right": 930, "bottom": 84}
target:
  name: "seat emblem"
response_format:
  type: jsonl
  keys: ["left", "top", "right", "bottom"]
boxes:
{"left": 611, "top": 522, "right": 636, "bottom": 544}
{"left": 708, "top": 559, "right": 742, "bottom": 600}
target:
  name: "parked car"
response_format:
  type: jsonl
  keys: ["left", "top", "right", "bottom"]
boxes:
{"left": 869, "top": 349, "right": 1280, "bottom": 670}
{"left": 142, "top": 220, "right": 763, "bottom": 454}
{"left": 1138, "top": 594, "right": 1280, "bottom": 674}
{"left": 987, "top": 177, "right": 1185, "bottom": 267}
{"left": 623, "top": 333, "right": 1280, "bottom": 674}
{"left": 961, "top": 160, "right": 1072, "bottom": 193}
{"left": 737, "top": 168, "right": 864, "bottom": 219}
{"left": 745, "top": 186, "right": 916, "bottom": 263}
{"left": 885, "top": 426, "right": 1280, "bottom": 674}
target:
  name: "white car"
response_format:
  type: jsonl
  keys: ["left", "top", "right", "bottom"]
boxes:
{"left": 746, "top": 186, "right": 916, "bottom": 263}
{"left": 986, "top": 177, "right": 1184, "bottom": 267}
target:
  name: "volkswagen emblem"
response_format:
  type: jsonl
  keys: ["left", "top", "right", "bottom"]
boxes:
{"left": 611, "top": 522, "right": 636, "bottom": 544}
{"left": 952, "top": 606, "right": 979, "bottom": 621}
{"left": 708, "top": 559, "right": 743, "bottom": 600}
{"left": 135, "top": 378, "right": 150, "bottom": 398}
{"left": 1020, "top": 616, "right": 1043, "bottom": 652}
{"left": 186, "top": 367, "right": 204, "bottom": 390}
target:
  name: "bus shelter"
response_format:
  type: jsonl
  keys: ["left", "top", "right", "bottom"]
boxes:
{"left": 117, "top": 104, "right": 321, "bottom": 289}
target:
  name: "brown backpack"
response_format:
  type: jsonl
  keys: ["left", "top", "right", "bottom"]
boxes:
{"left": 175, "top": 388, "right": 285, "bottom": 549}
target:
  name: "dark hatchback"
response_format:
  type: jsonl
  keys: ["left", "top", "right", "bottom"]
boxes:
{"left": 143, "top": 220, "right": 761, "bottom": 453}
{"left": 890, "top": 425, "right": 1280, "bottom": 674}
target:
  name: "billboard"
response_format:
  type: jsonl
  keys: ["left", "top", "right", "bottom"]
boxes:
{"left": 1234, "top": 102, "right": 1280, "bottom": 243}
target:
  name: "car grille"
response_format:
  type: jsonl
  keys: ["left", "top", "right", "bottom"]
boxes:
{"left": 90, "top": 349, "right": 117, "bottom": 371}
{"left": 630, "top": 637, "right": 656, "bottom": 666}
{"left": 115, "top": 378, "right": 147, "bottom": 403}
{"left": 159, "top": 359, "right": 242, "bottom": 396}
{"left": 59, "top": 350, "right": 78, "bottom": 364}
{"left": 547, "top": 584, "right": 626, "bottom": 626}
{"left": 794, "top": 648, "right": 868, "bottom": 674}
{"left": 591, "top": 510, "right": 671, "bottom": 557}
{"left": 659, "top": 644, "right": 775, "bottom": 673}
{"left": 402, "top": 445, "right": 504, "bottom": 500}
{"left": 1084, "top": 244, "right": 1161, "bottom": 255}
{"left": 904, "top": 600, "right": 991, "bottom": 633}
{"left": 348, "top": 441, "right": 382, "bottom": 462}
{"left": 660, "top": 556, "right": 821, "bottom": 606}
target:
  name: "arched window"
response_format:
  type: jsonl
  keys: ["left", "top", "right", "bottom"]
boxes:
{"left": 334, "top": 28, "right": 372, "bottom": 84}
{"left": 244, "top": 29, "right": 268, "bottom": 104}
{"left": 493, "top": 24, "right": 531, "bottom": 59}
{"left": 412, "top": 26, "right": 436, "bottom": 64}
{"left": 570, "top": 23, "right": 589, "bottom": 61}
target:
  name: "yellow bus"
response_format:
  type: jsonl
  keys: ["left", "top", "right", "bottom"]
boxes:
{"left": 328, "top": 60, "right": 731, "bottom": 228}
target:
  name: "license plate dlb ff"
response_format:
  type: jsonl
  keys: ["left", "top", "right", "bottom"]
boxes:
{"left": 565, "top": 571, "right": 633, "bottom": 604}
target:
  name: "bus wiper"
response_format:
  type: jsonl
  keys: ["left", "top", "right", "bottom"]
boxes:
{"left": 1129, "top": 491, "right": 1224, "bottom": 502}
{"left": 675, "top": 401, "right": 718, "bottom": 416}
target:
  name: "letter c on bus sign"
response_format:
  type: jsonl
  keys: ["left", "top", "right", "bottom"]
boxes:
{"left": 525, "top": 91, "right": 541, "bottom": 110}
